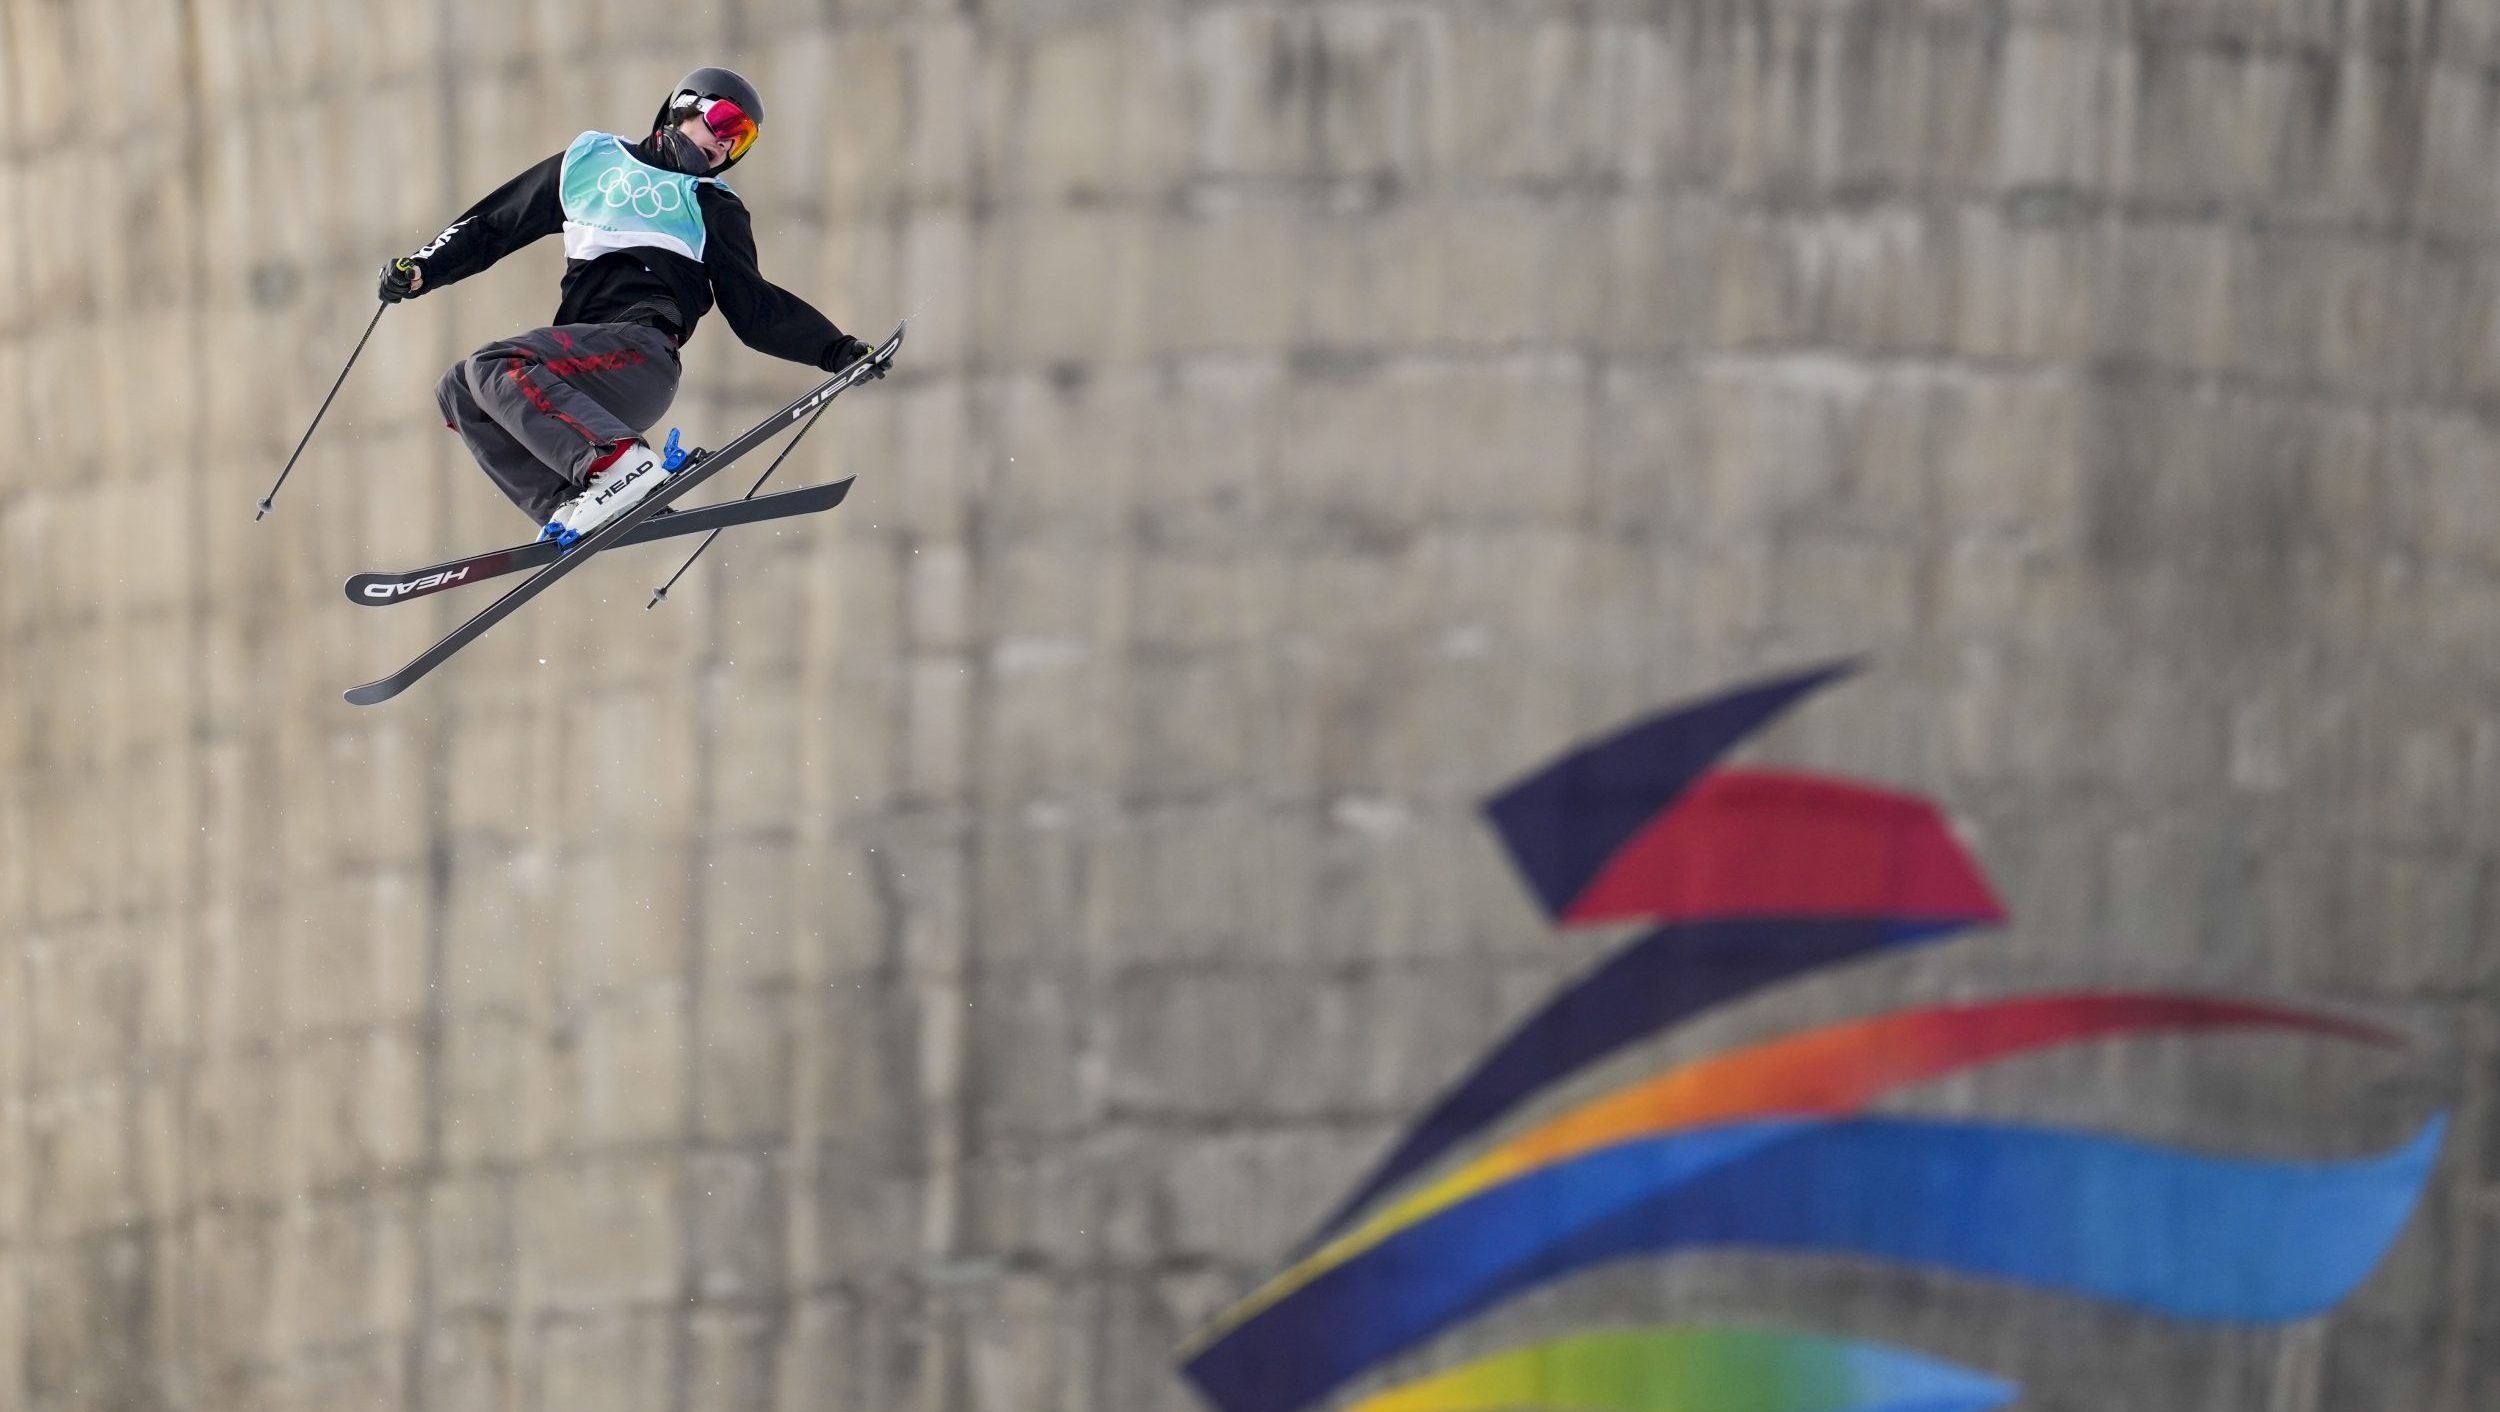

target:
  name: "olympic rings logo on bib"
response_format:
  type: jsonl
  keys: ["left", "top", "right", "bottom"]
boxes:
{"left": 597, "top": 166, "right": 683, "bottom": 219}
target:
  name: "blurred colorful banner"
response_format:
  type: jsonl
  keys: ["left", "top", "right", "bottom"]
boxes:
{"left": 1177, "top": 666, "right": 2445, "bottom": 1412}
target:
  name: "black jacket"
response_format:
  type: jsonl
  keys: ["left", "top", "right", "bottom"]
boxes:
{"left": 411, "top": 133, "right": 853, "bottom": 367}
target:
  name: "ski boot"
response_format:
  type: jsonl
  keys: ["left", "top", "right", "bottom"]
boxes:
{"left": 539, "top": 429, "right": 693, "bottom": 549}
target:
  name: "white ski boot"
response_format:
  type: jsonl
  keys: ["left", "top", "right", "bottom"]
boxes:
{"left": 540, "top": 439, "right": 673, "bottom": 547}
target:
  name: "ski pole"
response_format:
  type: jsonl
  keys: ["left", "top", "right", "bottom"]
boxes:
{"left": 256, "top": 271, "right": 400, "bottom": 520}
{"left": 645, "top": 394, "right": 837, "bottom": 609}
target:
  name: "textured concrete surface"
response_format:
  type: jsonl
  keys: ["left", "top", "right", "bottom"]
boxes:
{"left": 2, "top": 0, "right": 2498, "bottom": 1408}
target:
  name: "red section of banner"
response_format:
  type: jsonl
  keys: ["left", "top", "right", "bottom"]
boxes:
{"left": 1562, "top": 769, "right": 2008, "bottom": 928}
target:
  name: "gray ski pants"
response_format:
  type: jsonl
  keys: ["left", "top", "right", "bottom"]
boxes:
{"left": 436, "top": 322, "right": 682, "bottom": 524}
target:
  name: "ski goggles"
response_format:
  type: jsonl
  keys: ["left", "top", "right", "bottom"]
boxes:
{"left": 692, "top": 94, "right": 758, "bottom": 161}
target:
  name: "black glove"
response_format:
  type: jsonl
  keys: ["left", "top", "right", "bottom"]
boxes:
{"left": 376, "top": 258, "right": 424, "bottom": 304}
{"left": 822, "top": 334, "right": 878, "bottom": 374}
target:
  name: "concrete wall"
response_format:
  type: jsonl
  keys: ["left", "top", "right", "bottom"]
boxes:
{"left": 2, "top": 0, "right": 2497, "bottom": 1407}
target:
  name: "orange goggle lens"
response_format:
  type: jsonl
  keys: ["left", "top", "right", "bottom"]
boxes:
{"left": 700, "top": 97, "right": 758, "bottom": 161}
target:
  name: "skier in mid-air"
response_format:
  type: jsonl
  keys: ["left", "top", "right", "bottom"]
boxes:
{"left": 378, "top": 66, "right": 877, "bottom": 545}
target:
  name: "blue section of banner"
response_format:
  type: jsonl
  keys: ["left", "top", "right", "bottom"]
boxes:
{"left": 1191, "top": 1115, "right": 2447, "bottom": 1412}
{"left": 1482, "top": 661, "right": 1858, "bottom": 920}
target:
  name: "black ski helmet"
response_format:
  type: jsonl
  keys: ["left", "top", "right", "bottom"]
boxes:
{"left": 654, "top": 66, "right": 765, "bottom": 172}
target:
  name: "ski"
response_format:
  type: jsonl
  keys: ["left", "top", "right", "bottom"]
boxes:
{"left": 343, "top": 322, "right": 902, "bottom": 706}
{"left": 345, "top": 478, "right": 853, "bottom": 607}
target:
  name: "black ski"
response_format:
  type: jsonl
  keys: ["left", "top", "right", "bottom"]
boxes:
{"left": 343, "top": 323, "right": 902, "bottom": 706}
{"left": 345, "top": 478, "right": 853, "bottom": 607}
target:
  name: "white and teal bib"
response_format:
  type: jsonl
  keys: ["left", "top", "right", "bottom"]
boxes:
{"left": 558, "top": 132, "right": 724, "bottom": 263}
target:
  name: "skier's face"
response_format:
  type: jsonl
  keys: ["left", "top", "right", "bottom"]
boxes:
{"left": 675, "top": 114, "right": 734, "bottom": 171}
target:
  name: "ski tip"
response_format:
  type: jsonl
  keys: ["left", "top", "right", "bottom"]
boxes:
{"left": 343, "top": 679, "right": 401, "bottom": 707}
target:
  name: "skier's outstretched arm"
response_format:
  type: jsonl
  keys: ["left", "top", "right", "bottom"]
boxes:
{"left": 380, "top": 154, "right": 565, "bottom": 302}
{"left": 700, "top": 189, "right": 870, "bottom": 369}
